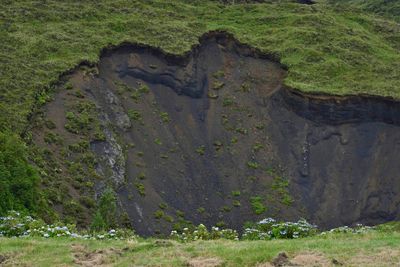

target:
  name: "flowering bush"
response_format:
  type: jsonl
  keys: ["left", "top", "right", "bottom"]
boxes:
{"left": 170, "top": 224, "right": 239, "bottom": 242}
{"left": 242, "top": 218, "right": 318, "bottom": 240}
{"left": 0, "top": 211, "right": 46, "bottom": 237}
{"left": 0, "top": 211, "right": 135, "bottom": 240}
{"left": 321, "top": 224, "right": 374, "bottom": 235}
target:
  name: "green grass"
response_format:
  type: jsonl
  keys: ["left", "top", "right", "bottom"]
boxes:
{"left": 1, "top": 230, "right": 400, "bottom": 266}
{"left": 329, "top": 0, "right": 400, "bottom": 22}
{"left": 0, "top": 0, "right": 399, "bottom": 133}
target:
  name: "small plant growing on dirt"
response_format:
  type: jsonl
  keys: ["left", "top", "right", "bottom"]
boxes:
{"left": 154, "top": 210, "right": 165, "bottom": 219}
{"left": 159, "top": 203, "right": 168, "bottom": 209}
{"left": 196, "top": 145, "right": 205, "bottom": 155}
{"left": 252, "top": 143, "right": 264, "bottom": 152}
{"left": 235, "top": 127, "right": 248, "bottom": 135}
{"left": 135, "top": 183, "right": 146, "bottom": 196}
{"left": 154, "top": 138, "right": 162, "bottom": 145}
{"left": 220, "top": 205, "right": 232, "bottom": 212}
{"left": 233, "top": 200, "right": 241, "bottom": 207}
{"left": 255, "top": 123, "right": 265, "bottom": 130}
{"left": 197, "top": 207, "right": 206, "bottom": 214}
{"left": 137, "top": 172, "right": 146, "bottom": 180}
{"left": 159, "top": 112, "right": 170, "bottom": 123}
{"left": 247, "top": 161, "right": 259, "bottom": 169}
{"left": 212, "top": 81, "right": 225, "bottom": 90}
{"left": 250, "top": 196, "right": 266, "bottom": 215}
{"left": 138, "top": 84, "right": 150, "bottom": 94}
{"left": 212, "top": 70, "right": 225, "bottom": 79}
{"left": 213, "top": 140, "right": 223, "bottom": 151}
{"left": 44, "top": 132, "right": 63, "bottom": 145}
{"left": 64, "top": 82, "right": 74, "bottom": 90}
{"left": 207, "top": 92, "right": 219, "bottom": 99}
{"left": 164, "top": 215, "right": 174, "bottom": 223}
{"left": 128, "top": 109, "right": 142, "bottom": 122}
{"left": 222, "top": 97, "right": 235, "bottom": 107}
{"left": 131, "top": 90, "right": 141, "bottom": 101}
{"left": 240, "top": 82, "right": 251, "bottom": 93}
{"left": 231, "top": 190, "right": 241, "bottom": 197}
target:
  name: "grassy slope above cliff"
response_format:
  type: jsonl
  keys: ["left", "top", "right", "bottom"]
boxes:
{"left": 329, "top": 0, "right": 400, "bottom": 22}
{"left": 0, "top": 0, "right": 399, "bottom": 134}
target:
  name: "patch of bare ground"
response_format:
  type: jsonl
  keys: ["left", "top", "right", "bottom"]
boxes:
{"left": 187, "top": 257, "right": 225, "bottom": 267}
{"left": 258, "top": 249, "right": 400, "bottom": 267}
{"left": 291, "top": 252, "right": 334, "bottom": 267}
{"left": 71, "top": 244, "right": 122, "bottom": 267}
{"left": 257, "top": 251, "right": 335, "bottom": 267}
{"left": 0, "top": 254, "right": 10, "bottom": 265}
{"left": 348, "top": 248, "right": 400, "bottom": 267}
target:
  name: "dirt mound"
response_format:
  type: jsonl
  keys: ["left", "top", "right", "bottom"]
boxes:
{"left": 271, "top": 252, "right": 294, "bottom": 266}
{"left": 71, "top": 244, "right": 122, "bottom": 267}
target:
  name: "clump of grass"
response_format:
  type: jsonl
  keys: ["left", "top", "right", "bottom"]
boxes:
{"left": 138, "top": 172, "right": 146, "bottom": 180}
{"left": 212, "top": 81, "right": 225, "bottom": 90}
{"left": 247, "top": 161, "right": 259, "bottom": 169}
{"left": 135, "top": 183, "right": 146, "bottom": 196}
{"left": 197, "top": 207, "right": 206, "bottom": 214}
{"left": 159, "top": 112, "right": 170, "bottom": 123}
{"left": 154, "top": 210, "right": 164, "bottom": 219}
{"left": 252, "top": 143, "right": 264, "bottom": 152}
{"left": 196, "top": 145, "right": 205, "bottom": 155}
{"left": 240, "top": 82, "right": 251, "bottom": 93}
{"left": 250, "top": 196, "right": 266, "bottom": 215}
{"left": 154, "top": 138, "right": 162, "bottom": 145}
{"left": 231, "top": 190, "right": 241, "bottom": 197}
{"left": 138, "top": 84, "right": 150, "bottom": 94}
{"left": 128, "top": 109, "right": 142, "bottom": 122}
{"left": 212, "top": 70, "right": 225, "bottom": 79}
{"left": 222, "top": 97, "right": 235, "bottom": 107}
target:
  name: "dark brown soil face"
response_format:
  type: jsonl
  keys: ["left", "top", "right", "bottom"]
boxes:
{"left": 33, "top": 32, "right": 400, "bottom": 235}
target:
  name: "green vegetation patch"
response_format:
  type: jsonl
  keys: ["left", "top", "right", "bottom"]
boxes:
{"left": 1, "top": 0, "right": 399, "bottom": 134}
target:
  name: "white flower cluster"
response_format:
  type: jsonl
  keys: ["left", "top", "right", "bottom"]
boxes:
{"left": 170, "top": 224, "right": 239, "bottom": 242}
{"left": 0, "top": 211, "right": 135, "bottom": 240}
{"left": 321, "top": 224, "right": 374, "bottom": 235}
{"left": 243, "top": 218, "right": 318, "bottom": 240}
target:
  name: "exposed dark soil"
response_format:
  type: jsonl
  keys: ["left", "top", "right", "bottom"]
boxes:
{"left": 33, "top": 32, "right": 400, "bottom": 235}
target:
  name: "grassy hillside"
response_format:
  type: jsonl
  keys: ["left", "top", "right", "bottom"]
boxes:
{"left": 329, "top": 0, "right": 400, "bottom": 21}
{"left": 1, "top": 230, "right": 400, "bottom": 266}
{"left": 0, "top": 0, "right": 399, "bottom": 134}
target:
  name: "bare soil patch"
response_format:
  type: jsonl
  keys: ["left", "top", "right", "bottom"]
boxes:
{"left": 187, "top": 257, "right": 225, "bottom": 267}
{"left": 71, "top": 244, "right": 122, "bottom": 267}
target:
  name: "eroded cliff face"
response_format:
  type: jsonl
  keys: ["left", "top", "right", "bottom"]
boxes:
{"left": 33, "top": 32, "right": 400, "bottom": 234}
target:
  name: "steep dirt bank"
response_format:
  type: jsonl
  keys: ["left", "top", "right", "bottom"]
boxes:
{"left": 32, "top": 32, "right": 400, "bottom": 234}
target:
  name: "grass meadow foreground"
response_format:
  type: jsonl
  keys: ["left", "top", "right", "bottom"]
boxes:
{"left": 1, "top": 230, "right": 400, "bottom": 266}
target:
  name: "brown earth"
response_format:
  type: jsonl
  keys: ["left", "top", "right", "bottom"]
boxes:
{"left": 32, "top": 31, "right": 400, "bottom": 235}
{"left": 71, "top": 244, "right": 122, "bottom": 267}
